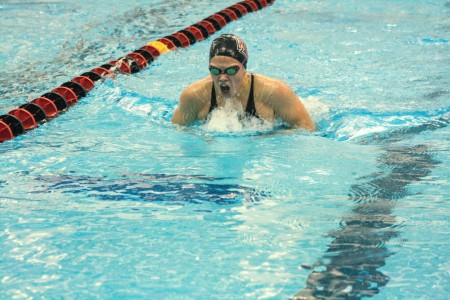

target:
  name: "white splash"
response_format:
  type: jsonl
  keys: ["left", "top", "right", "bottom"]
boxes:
{"left": 202, "top": 101, "right": 274, "bottom": 133}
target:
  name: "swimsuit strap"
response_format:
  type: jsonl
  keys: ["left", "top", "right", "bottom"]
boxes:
{"left": 245, "top": 74, "right": 257, "bottom": 116}
{"left": 209, "top": 82, "right": 218, "bottom": 113}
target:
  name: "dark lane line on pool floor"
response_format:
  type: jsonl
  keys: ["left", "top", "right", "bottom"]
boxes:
{"left": 291, "top": 117, "right": 448, "bottom": 299}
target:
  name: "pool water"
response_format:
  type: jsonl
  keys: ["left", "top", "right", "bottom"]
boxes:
{"left": 1, "top": 0, "right": 449, "bottom": 299}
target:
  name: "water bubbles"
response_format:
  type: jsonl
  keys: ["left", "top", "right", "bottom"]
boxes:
{"left": 202, "top": 103, "right": 274, "bottom": 134}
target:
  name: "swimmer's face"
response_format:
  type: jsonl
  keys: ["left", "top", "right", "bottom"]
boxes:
{"left": 209, "top": 56, "right": 246, "bottom": 99}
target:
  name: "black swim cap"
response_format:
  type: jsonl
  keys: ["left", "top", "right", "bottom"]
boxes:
{"left": 209, "top": 34, "right": 248, "bottom": 68}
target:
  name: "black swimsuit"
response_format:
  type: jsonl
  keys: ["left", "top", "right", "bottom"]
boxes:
{"left": 209, "top": 74, "right": 258, "bottom": 117}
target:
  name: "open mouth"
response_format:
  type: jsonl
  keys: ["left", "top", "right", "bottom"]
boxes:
{"left": 219, "top": 83, "right": 231, "bottom": 95}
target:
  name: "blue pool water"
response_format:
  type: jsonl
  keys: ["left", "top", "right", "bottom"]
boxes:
{"left": 1, "top": 0, "right": 449, "bottom": 299}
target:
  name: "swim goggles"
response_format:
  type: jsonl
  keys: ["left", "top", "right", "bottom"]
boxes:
{"left": 209, "top": 65, "right": 240, "bottom": 76}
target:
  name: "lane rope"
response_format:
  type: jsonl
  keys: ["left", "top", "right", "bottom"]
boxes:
{"left": 0, "top": 0, "right": 275, "bottom": 143}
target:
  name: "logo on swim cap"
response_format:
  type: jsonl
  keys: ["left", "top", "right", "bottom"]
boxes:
{"left": 209, "top": 34, "right": 248, "bottom": 68}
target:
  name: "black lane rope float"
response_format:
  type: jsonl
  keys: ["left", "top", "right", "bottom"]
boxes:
{"left": 0, "top": 0, "right": 275, "bottom": 143}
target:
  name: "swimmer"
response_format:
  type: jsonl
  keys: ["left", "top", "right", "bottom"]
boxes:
{"left": 171, "top": 34, "right": 315, "bottom": 131}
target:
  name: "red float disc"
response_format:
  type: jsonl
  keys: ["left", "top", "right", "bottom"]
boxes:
{"left": 72, "top": 76, "right": 95, "bottom": 92}
{"left": 52, "top": 87, "right": 78, "bottom": 107}
{"left": 31, "top": 97, "right": 58, "bottom": 118}
{"left": 0, "top": 120, "right": 13, "bottom": 142}
{"left": 8, "top": 108, "right": 37, "bottom": 130}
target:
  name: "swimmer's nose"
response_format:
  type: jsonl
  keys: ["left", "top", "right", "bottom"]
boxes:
{"left": 218, "top": 74, "right": 229, "bottom": 81}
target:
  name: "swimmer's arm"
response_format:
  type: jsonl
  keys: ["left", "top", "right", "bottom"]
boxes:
{"left": 271, "top": 81, "right": 316, "bottom": 131}
{"left": 171, "top": 87, "right": 203, "bottom": 125}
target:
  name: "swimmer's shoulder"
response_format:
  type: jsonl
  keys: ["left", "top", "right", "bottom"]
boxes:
{"left": 174, "top": 77, "right": 212, "bottom": 124}
{"left": 253, "top": 73, "right": 292, "bottom": 101}
{"left": 181, "top": 76, "right": 212, "bottom": 103}
{"left": 254, "top": 73, "right": 289, "bottom": 87}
